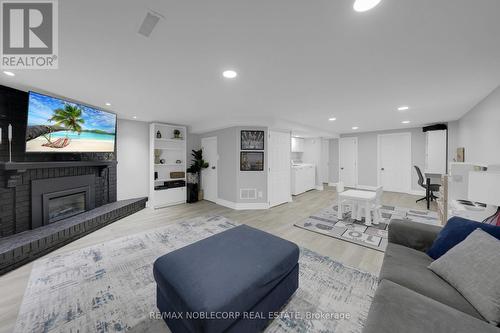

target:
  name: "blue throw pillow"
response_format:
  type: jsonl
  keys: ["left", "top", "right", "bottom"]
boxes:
{"left": 427, "top": 216, "right": 500, "bottom": 259}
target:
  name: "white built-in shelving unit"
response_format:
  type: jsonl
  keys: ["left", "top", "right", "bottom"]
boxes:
{"left": 149, "top": 123, "right": 187, "bottom": 209}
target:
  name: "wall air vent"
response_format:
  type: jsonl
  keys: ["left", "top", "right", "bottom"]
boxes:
{"left": 138, "top": 10, "right": 164, "bottom": 37}
{"left": 240, "top": 188, "right": 257, "bottom": 200}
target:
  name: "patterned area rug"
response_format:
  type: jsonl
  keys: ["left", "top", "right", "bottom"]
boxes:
{"left": 15, "top": 216, "right": 378, "bottom": 333}
{"left": 295, "top": 203, "right": 439, "bottom": 252}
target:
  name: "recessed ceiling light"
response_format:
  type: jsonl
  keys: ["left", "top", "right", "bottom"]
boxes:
{"left": 222, "top": 70, "right": 238, "bottom": 79}
{"left": 352, "top": 126, "right": 359, "bottom": 130}
{"left": 3, "top": 71, "right": 15, "bottom": 77}
{"left": 402, "top": 120, "right": 411, "bottom": 124}
{"left": 329, "top": 117, "right": 337, "bottom": 121}
{"left": 105, "top": 102, "right": 111, "bottom": 106}
{"left": 353, "top": 0, "right": 382, "bottom": 12}
{"left": 397, "top": 106, "right": 410, "bottom": 111}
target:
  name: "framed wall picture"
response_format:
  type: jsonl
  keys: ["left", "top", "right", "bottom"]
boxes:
{"left": 241, "top": 130, "right": 264, "bottom": 150}
{"left": 240, "top": 152, "right": 264, "bottom": 171}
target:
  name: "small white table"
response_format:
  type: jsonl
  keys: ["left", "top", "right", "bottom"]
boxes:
{"left": 337, "top": 189, "right": 377, "bottom": 226}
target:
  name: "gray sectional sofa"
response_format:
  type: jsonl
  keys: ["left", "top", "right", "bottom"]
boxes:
{"left": 363, "top": 219, "right": 500, "bottom": 333}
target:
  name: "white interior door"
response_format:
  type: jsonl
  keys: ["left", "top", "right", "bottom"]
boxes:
{"left": 201, "top": 137, "right": 218, "bottom": 202}
{"left": 378, "top": 133, "right": 412, "bottom": 193}
{"left": 339, "top": 137, "right": 358, "bottom": 187}
{"left": 268, "top": 131, "right": 291, "bottom": 207}
{"left": 320, "top": 139, "right": 329, "bottom": 184}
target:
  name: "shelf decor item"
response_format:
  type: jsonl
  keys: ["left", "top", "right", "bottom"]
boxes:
{"left": 176, "top": 159, "right": 182, "bottom": 164}
{"left": 240, "top": 152, "right": 264, "bottom": 171}
{"left": 154, "top": 149, "right": 161, "bottom": 164}
{"left": 241, "top": 130, "right": 264, "bottom": 150}
{"left": 156, "top": 130, "right": 162, "bottom": 139}
{"left": 173, "top": 129, "right": 183, "bottom": 139}
{"left": 170, "top": 171, "right": 185, "bottom": 179}
{"left": 457, "top": 147, "right": 465, "bottom": 162}
{"left": 160, "top": 159, "right": 166, "bottom": 164}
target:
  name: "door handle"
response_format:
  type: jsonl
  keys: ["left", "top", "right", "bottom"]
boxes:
{"left": 341, "top": 167, "right": 344, "bottom": 170}
{"left": 381, "top": 168, "right": 385, "bottom": 171}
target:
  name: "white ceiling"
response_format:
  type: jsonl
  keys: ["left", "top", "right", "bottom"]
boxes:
{"left": 2, "top": 0, "right": 500, "bottom": 135}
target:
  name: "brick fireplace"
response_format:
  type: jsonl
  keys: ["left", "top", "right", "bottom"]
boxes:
{"left": 0, "top": 162, "right": 116, "bottom": 237}
{"left": 0, "top": 84, "right": 148, "bottom": 275}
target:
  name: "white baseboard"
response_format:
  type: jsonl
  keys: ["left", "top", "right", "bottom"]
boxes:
{"left": 216, "top": 198, "right": 269, "bottom": 210}
{"left": 409, "top": 190, "right": 426, "bottom": 196}
{"left": 215, "top": 198, "right": 237, "bottom": 209}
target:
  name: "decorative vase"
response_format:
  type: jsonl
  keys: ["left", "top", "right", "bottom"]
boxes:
{"left": 154, "top": 149, "right": 161, "bottom": 164}
{"left": 156, "top": 130, "right": 162, "bottom": 139}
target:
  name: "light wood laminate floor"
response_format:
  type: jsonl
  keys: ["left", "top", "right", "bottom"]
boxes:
{"left": 0, "top": 187, "right": 435, "bottom": 333}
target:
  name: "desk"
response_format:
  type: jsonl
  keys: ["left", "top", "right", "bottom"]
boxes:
{"left": 338, "top": 190, "right": 377, "bottom": 226}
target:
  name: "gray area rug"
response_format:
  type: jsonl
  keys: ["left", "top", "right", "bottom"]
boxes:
{"left": 295, "top": 203, "right": 439, "bottom": 252}
{"left": 14, "top": 216, "right": 378, "bottom": 333}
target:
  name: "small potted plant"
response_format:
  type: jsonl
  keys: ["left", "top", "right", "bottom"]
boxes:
{"left": 186, "top": 149, "right": 209, "bottom": 202}
{"left": 173, "top": 129, "right": 182, "bottom": 139}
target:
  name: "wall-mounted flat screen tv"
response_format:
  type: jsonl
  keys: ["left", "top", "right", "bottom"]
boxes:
{"left": 25, "top": 92, "right": 117, "bottom": 153}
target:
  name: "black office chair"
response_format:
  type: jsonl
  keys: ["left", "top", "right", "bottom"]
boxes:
{"left": 414, "top": 165, "right": 440, "bottom": 206}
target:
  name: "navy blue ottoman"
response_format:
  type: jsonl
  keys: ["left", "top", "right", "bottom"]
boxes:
{"left": 153, "top": 224, "right": 299, "bottom": 333}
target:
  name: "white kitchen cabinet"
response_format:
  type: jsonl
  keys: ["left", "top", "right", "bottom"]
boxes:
{"left": 291, "top": 164, "right": 316, "bottom": 195}
{"left": 291, "top": 137, "right": 305, "bottom": 153}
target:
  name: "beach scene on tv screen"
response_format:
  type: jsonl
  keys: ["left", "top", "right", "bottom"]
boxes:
{"left": 25, "top": 92, "right": 116, "bottom": 152}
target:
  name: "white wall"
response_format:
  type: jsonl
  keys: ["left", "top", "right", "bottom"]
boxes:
{"left": 200, "top": 126, "right": 268, "bottom": 204}
{"left": 186, "top": 132, "right": 201, "bottom": 166}
{"left": 456, "top": 85, "right": 500, "bottom": 165}
{"left": 341, "top": 127, "right": 426, "bottom": 192}
{"left": 116, "top": 119, "right": 149, "bottom": 200}
{"left": 447, "top": 120, "right": 460, "bottom": 162}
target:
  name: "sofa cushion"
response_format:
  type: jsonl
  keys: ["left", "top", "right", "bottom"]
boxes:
{"left": 363, "top": 280, "right": 500, "bottom": 333}
{"left": 427, "top": 216, "right": 500, "bottom": 259}
{"left": 153, "top": 224, "right": 300, "bottom": 333}
{"left": 380, "top": 242, "right": 483, "bottom": 320}
{"left": 429, "top": 229, "right": 500, "bottom": 325}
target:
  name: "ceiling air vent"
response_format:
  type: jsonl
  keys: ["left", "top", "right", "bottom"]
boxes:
{"left": 138, "top": 10, "right": 164, "bottom": 37}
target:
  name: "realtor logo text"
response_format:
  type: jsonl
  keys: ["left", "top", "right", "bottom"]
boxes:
{"left": 1, "top": 0, "right": 58, "bottom": 69}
